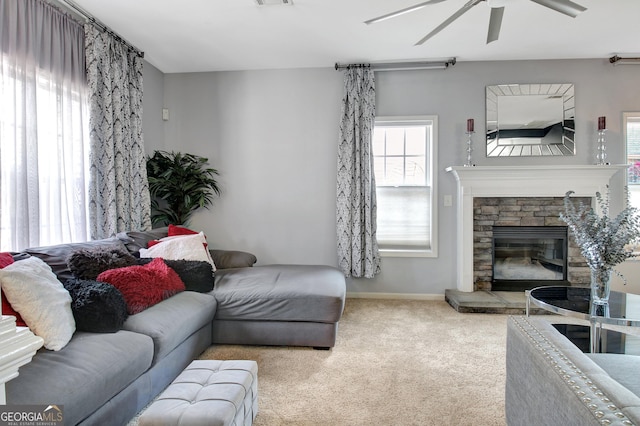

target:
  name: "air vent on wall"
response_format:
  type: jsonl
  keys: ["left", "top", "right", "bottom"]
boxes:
{"left": 255, "top": 0, "right": 293, "bottom": 5}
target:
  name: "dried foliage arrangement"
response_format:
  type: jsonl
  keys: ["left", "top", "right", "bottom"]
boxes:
{"left": 560, "top": 187, "right": 640, "bottom": 280}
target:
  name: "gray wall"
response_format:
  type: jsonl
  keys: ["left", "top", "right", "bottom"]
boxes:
{"left": 142, "top": 61, "right": 165, "bottom": 152}
{"left": 142, "top": 59, "right": 640, "bottom": 297}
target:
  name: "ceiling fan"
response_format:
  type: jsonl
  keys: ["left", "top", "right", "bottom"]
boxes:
{"left": 364, "top": 0, "right": 587, "bottom": 45}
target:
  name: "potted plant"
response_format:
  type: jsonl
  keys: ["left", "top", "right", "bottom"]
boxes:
{"left": 560, "top": 187, "right": 640, "bottom": 305}
{"left": 146, "top": 150, "right": 221, "bottom": 226}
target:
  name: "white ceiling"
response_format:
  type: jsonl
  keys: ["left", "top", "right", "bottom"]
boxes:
{"left": 68, "top": 0, "right": 640, "bottom": 73}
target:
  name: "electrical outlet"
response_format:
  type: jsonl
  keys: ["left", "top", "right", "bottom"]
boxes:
{"left": 444, "top": 195, "right": 453, "bottom": 207}
{"left": 162, "top": 108, "right": 169, "bottom": 121}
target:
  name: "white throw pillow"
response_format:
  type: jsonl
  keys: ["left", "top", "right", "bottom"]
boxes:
{"left": 139, "top": 232, "right": 216, "bottom": 271}
{"left": 0, "top": 256, "right": 75, "bottom": 351}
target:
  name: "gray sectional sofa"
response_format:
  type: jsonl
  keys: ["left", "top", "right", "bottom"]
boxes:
{"left": 4, "top": 228, "right": 346, "bottom": 425}
{"left": 506, "top": 316, "right": 640, "bottom": 425}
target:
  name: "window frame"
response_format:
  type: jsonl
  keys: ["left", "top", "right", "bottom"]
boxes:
{"left": 373, "top": 115, "right": 438, "bottom": 258}
{"left": 625, "top": 112, "right": 640, "bottom": 186}
{"left": 624, "top": 112, "right": 640, "bottom": 256}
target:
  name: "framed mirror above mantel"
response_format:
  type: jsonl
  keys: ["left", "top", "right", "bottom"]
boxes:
{"left": 486, "top": 83, "right": 575, "bottom": 157}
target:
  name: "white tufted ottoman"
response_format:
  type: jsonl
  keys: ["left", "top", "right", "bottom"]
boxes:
{"left": 139, "top": 360, "right": 258, "bottom": 426}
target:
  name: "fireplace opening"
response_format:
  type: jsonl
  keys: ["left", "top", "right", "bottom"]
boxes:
{"left": 492, "top": 226, "right": 569, "bottom": 291}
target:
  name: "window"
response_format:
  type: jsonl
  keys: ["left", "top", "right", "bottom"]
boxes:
{"left": 372, "top": 116, "right": 437, "bottom": 257}
{"left": 625, "top": 112, "right": 640, "bottom": 210}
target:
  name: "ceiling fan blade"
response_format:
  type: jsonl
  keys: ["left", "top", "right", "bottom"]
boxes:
{"left": 415, "top": 0, "right": 484, "bottom": 46}
{"left": 486, "top": 6, "right": 504, "bottom": 44}
{"left": 529, "top": 0, "right": 586, "bottom": 18}
{"left": 364, "top": 0, "right": 447, "bottom": 25}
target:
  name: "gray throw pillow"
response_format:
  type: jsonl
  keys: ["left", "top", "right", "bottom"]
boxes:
{"left": 67, "top": 245, "right": 138, "bottom": 280}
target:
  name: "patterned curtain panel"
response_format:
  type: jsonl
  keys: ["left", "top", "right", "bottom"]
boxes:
{"left": 336, "top": 68, "right": 381, "bottom": 278}
{"left": 85, "top": 25, "right": 151, "bottom": 239}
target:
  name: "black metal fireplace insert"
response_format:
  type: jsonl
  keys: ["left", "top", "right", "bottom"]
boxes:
{"left": 492, "top": 226, "right": 569, "bottom": 291}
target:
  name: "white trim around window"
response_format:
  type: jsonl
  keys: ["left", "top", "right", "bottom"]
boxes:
{"left": 373, "top": 115, "right": 438, "bottom": 258}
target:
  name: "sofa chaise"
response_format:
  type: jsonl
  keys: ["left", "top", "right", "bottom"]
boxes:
{"left": 2, "top": 227, "right": 346, "bottom": 425}
{"left": 506, "top": 315, "right": 640, "bottom": 425}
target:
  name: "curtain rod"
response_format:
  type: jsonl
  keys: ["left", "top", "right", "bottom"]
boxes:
{"left": 335, "top": 58, "right": 456, "bottom": 71}
{"left": 609, "top": 55, "right": 640, "bottom": 65}
{"left": 57, "top": 0, "right": 144, "bottom": 58}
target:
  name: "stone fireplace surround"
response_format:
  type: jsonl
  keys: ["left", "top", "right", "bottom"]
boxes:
{"left": 446, "top": 165, "right": 628, "bottom": 292}
{"left": 473, "top": 196, "right": 589, "bottom": 291}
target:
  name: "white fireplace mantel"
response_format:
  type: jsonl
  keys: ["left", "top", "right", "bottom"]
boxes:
{"left": 0, "top": 313, "right": 43, "bottom": 404}
{"left": 446, "top": 164, "right": 629, "bottom": 292}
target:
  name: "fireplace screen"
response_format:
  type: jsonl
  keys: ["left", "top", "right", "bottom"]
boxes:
{"left": 492, "top": 226, "right": 568, "bottom": 289}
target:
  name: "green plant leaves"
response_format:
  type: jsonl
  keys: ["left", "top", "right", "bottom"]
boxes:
{"left": 147, "top": 150, "right": 221, "bottom": 226}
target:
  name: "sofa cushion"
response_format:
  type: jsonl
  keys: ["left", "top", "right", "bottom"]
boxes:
{"left": 67, "top": 245, "right": 138, "bottom": 280}
{"left": 209, "top": 249, "right": 257, "bottom": 269}
{"left": 63, "top": 278, "right": 129, "bottom": 332}
{"left": 25, "top": 238, "right": 127, "bottom": 283}
{"left": 117, "top": 227, "right": 169, "bottom": 256}
{"left": 213, "top": 264, "right": 346, "bottom": 323}
{"left": 6, "top": 330, "right": 154, "bottom": 426}
{"left": 0, "top": 256, "right": 75, "bottom": 351}
{"left": 122, "top": 291, "right": 217, "bottom": 364}
{"left": 587, "top": 353, "right": 640, "bottom": 397}
{"left": 97, "top": 258, "right": 186, "bottom": 315}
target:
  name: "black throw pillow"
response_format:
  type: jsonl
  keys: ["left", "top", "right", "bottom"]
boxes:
{"left": 67, "top": 245, "right": 138, "bottom": 280}
{"left": 138, "top": 258, "right": 214, "bottom": 293}
{"left": 63, "top": 278, "right": 129, "bottom": 332}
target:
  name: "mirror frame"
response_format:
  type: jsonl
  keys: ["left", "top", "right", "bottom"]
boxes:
{"left": 486, "top": 83, "right": 575, "bottom": 157}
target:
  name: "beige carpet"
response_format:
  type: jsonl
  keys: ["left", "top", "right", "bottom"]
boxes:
{"left": 199, "top": 299, "right": 510, "bottom": 426}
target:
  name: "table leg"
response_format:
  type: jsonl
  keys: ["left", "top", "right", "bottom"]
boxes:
{"left": 590, "top": 318, "right": 602, "bottom": 353}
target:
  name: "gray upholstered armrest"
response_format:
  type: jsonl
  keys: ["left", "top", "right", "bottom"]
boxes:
{"left": 209, "top": 250, "right": 257, "bottom": 269}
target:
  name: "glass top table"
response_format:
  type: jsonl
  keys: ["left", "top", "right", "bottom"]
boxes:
{"left": 526, "top": 286, "right": 640, "bottom": 352}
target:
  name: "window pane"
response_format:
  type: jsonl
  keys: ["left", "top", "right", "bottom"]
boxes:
{"left": 372, "top": 128, "right": 385, "bottom": 156}
{"left": 384, "top": 128, "right": 405, "bottom": 155}
{"left": 628, "top": 118, "right": 640, "bottom": 184}
{"left": 404, "top": 157, "right": 426, "bottom": 185}
{"left": 405, "top": 127, "right": 426, "bottom": 155}
{"left": 626, "top": 115, "right": 640, "bottom": 210}
{"left": 384, "top": 157, "right": 405, "bottom": 186}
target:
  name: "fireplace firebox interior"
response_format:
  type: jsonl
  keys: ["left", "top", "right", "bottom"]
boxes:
{"left": 492, "top": 226, "right": 569, "bottom": 291}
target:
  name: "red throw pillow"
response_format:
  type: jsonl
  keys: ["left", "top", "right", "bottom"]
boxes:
{"left": 147, "top": 239, "right": 161, "bottom": 248}
{"left": 0, "top": 253, "right": 26, "bottom": 326}
{"left": 0, "top": 252, "right": 13, "bottom": 268}
{"left": 97, "top": 257, "right": 185, "bottom": 315}
{"left": 147, "top": 225, "right": 199, "bottom": 247}
{"left": 168, "top": 224, "right": 199, "bottom": 236}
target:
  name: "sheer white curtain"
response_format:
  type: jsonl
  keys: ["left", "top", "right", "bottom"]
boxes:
{"left": 336, "top": 67, "right": 381, "bottom": 278}
{"left": 0, "top": 0, "right": 90, "bottom": 251}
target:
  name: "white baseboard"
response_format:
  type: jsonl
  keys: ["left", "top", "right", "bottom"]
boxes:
{"left": 346, "top": 292, "right": 444, "bottom": 301}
